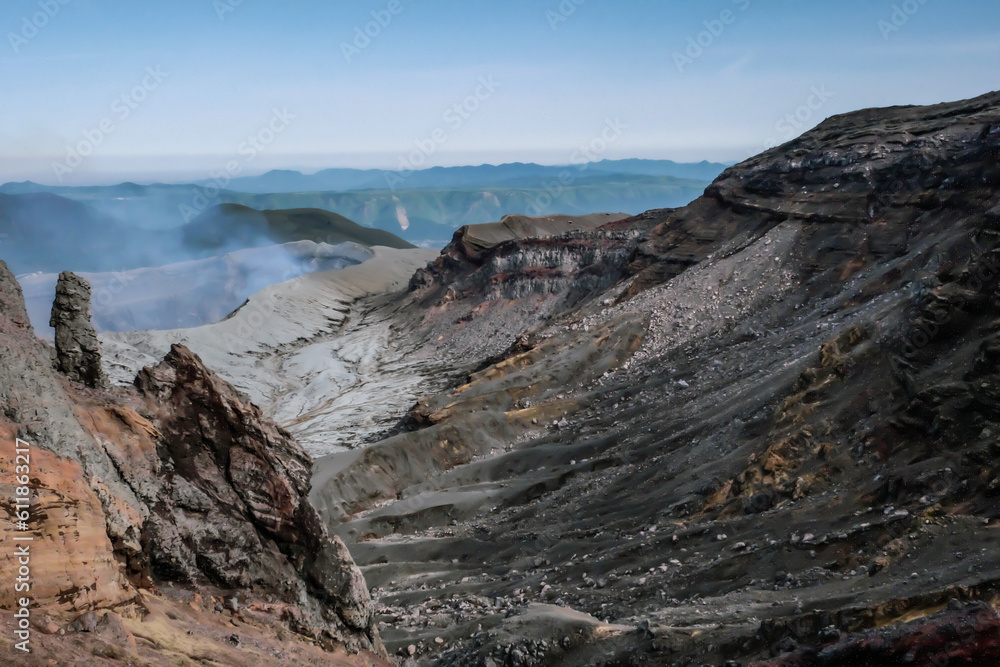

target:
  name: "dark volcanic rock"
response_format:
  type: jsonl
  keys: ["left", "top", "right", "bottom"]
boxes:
{"left": 310, "top": 91, "right": 1000, "bottom": 663}
{"left": 753, "top": 602, "right": 1000, "bottom": 666}
{"left": 134, "top": 344, "right": 379, "bottom": 647}
{"left": 628, "top": 91, "right": 1000, "bottom": 297}
{"left": 410, "top": 212, "right": 649, "bottom": 308}
{"left": 49, "top": 270, "right": 104, "bottom": 387}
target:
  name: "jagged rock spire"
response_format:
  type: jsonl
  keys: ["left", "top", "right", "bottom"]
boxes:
{"left": 49, "top": 271, "right": 103, "bottom": 387}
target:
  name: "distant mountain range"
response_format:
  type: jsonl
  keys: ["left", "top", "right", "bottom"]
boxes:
{"left": 0, "top": 159, "right": 725, "bottom": 248}
{"left": 202, "top": 159, "right": 731, "bottom": 193}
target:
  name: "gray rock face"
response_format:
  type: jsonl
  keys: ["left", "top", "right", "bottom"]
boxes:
{"left": 134, "top": 344, "right": 379, "bottom": 651}
{"left": 49, "top": 271, "right": 103, "bottom": 387}
{"left": 0, "top": 260, "right": 147, "bottom": 561}
{"left": 410, "top": 214, "right": 648, "bottom": 309}
{"left": 1, "top": 260, "right": 385, "bottom": 658}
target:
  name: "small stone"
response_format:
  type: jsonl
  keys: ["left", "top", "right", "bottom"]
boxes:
{"left": 71, "top": 611, "right": 98, "bottom": 633}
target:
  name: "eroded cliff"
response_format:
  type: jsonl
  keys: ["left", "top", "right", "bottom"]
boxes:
{"left": 308, "top": 91, "right": 1000, "bottom": 664}
{"left": 0, "top": 259, "right": 387, "bottom": 664}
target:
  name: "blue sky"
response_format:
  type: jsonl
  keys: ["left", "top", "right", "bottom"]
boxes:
{"left": 0, "top": 0, "right": 997, "bottom": 184}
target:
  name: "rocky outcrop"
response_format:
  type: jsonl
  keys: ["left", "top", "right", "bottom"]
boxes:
{"left": 0, "top": 420, "right": 136, "bottom": 612}
{"left": 753, "top": 601, "right": 1000, "bottom": 666}
{"left": 409, "top": 213, "right": 644, "bottom": 307}
{"left": 442, "top": 213, "right": 630, "bottom": 261}
{"left": 628, "top": 91, "right": 1000, "bottom": 296}
{"left": 133, "top": 344, "right": 379, "bottom": 650}
{"left": 50, "top": 270, "right": 103, "bottom": 387}
{"left": 0, "top": 258, "right": 386, "bottom": 662}
{"left": 0, "top": 259, "right": 145, "bottom": 611}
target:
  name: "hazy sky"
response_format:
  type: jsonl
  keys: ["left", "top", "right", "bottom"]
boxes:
{"left": 1, "top": 0, "right": 998, "bottom": 185}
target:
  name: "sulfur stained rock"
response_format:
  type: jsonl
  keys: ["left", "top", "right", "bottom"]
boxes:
{"left": 0, "top": 260, "right": 147, "bottom": 612}
{"left": 0, "top": 420, "right": 136, "bottom": 612}
{"left": 49, "top": 271, "right": 103, "bottom": 387}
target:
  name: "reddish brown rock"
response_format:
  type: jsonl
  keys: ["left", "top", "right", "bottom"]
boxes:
{"left": 134, "top": 344, "right": 379, "bottom": 650}
{"left": 0, "top": 420, "right": 136, "bottom": 612}
{"left": 753, "top": 602, "right": 1000, "bottom": 666}
{"left": 410, "top": 212, "right": 650, "bottom": 307}
{"left": 0, "top": 258, "right": 385, "bottom": 661}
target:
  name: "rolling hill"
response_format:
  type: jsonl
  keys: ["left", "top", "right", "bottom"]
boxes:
{"left": 181, "top": 204, "right": 415, "bottom": 251}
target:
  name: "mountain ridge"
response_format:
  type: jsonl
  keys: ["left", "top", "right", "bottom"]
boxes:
{"left": 197, "top": 159, "right": 731, "bottom": 194}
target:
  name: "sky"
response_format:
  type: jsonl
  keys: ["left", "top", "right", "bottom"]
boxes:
{"left": 0, "top": 0, "right": 998, "bottom": 185}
